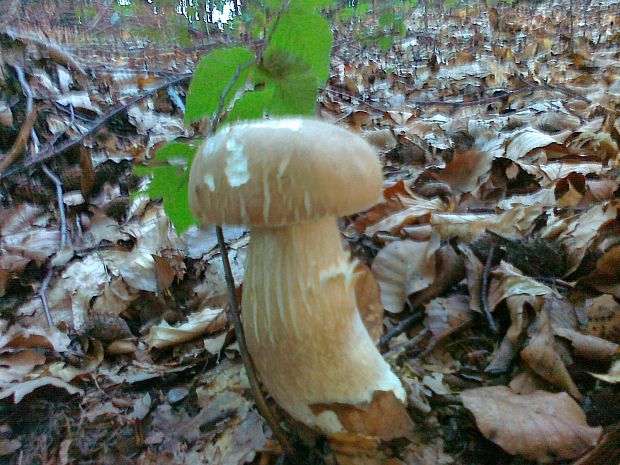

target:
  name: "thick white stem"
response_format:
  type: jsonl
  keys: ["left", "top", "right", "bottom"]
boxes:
{"left": 243, "top": 216, "right": 405, "bottom": 433}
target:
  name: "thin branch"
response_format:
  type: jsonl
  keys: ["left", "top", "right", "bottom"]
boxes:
{"left": 215, "top": 226, "right": 294, "bottom": 455}
{"left": 379, "top": 310, "right": 424, "bottom": 351}
{"left": 2, "top": 73, "right": 193, "bottom": 179}
{"left": 39, "top": 267, "right": 55, "bottom": 328}
{"left": 41, "top": 165, "right": 68, "bottom": 249}
{"left": 384, "top": 327, "right": 430, "bottom": 359}
{"left": 480, "top": 246, "right": 498, "bottom": 334}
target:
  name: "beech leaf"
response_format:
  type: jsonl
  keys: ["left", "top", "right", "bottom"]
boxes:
{"left": 461, "top": 386, "right": 601, "bottom": 463}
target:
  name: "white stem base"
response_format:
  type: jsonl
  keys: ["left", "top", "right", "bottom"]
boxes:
{"left": 243, "top": 216, "right": 405, "bottom": 433}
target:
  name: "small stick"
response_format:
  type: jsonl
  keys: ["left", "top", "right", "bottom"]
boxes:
{"left": 480, "top": 246, "right": 498, "bottom": 334}
{"left": 215, "top": 226, "right": 295, "bottom": 456}
{"left": 384, "top": 328, "right": 430, "bottom": 359}
{"left": 39, "top": 267, "right": 55, "bottom": 328}
{"left": 41, "top": 165, "right": 68, "bottom": 249}
{"left": 379, "top": 309, "right": 424, "bottom": 351}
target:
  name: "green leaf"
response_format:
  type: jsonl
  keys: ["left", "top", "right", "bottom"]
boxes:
{"left": 378, "top": 35, "right": 394, "bottom": 52}
{"left": 379, "top": 11, "right": 395, "bottom": 26}
{"left": 226, "top": 88, "right": 273, "bottom": 121}
{"left": 185, "top": 47, "right": 255, "bottom": 124}
{"left": 133, "top": 142, "right": 199, "bottom": 232}
{"left": 266, "top": 9, "right": 332, "bottom": 83}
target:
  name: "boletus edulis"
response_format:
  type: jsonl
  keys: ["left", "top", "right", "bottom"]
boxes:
{"left": 189, "top": 118, "right": 412, "bottom": 442}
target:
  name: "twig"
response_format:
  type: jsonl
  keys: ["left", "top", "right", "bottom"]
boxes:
{"left": 215, "top": 226, "right": 294, "bottom": 455}
{"left": 39, "top": 267, "right": 55, "bottom": 328}
{"left": 2, "top": 73, "right": 193, "bottom": 179}
{"left": 379, "top": 310, "right": 424, "bottom": 351}
{"left": 384, "top": 328, "right": 430, "bottom": 359}
{"left": 41, "top": 165, "right": 67, "bottom": 249}
{"left": 0, "top": 65, "right": 37, "bottom": 175}
{"left": 480, "top": 246, "right": 498, "bottom": 334}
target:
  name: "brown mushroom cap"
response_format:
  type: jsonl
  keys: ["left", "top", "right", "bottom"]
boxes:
{"left": 188, "top": 118, "right": 382, "bottom": 227}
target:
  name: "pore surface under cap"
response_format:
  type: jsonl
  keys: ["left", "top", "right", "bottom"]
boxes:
{"left": 188, "top": 118, "right": 382, "bottom": 226}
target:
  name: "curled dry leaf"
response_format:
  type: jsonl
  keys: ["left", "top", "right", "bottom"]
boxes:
{"left": 520, "top": 315, "right": 582, "bottom": 400}
{"left": 457, "top": 243, "right": 483, "bottom": 312}
{"left": 486, "top": 295, "right": 539, "bottom": 373}
{"left": 435, "top": 149, "right": 493, "bottom": 193}
{"left": 554, "top": 327, "right": 618, "bottom": 360}
{"left": 145, "top": 307, "right": 225, "bottom": 349}
{"left": 558, "top": 201, "right": 618, "bottom": 274}
{"left": 0, "top": 376, "right": 83, "bottom": 403}
{"left": 0, "top": 350, "right": 46, "bottom": 385}
{"left": 580, "top": 247, "right": 620, "bottom": 298}
{"left": 118, "top": 250, "right": 159, "bottom": 292}
{"left": 488, "top": 261, "right": 555, "bottom": 311}
{"left": 461, "top": 386, "right": 601, "bottom": 463}
{"left": 505, "top": 128, "right": 565, "bottom": 161}
{"left": 590, "top": 359, "right": 620, "bottom": 384}
{"left": 432, "top": 205, "right": 542, "bottom": 241}
{"left": 366, "top": 195, "right": 447, "bottom": 235}
{"left": 107, "top": 338, "right": 137, "bottom": 355}
{"left": 407, "top": 244, "right": 465, "bottom": 312}
{"left": 0, "top": 324, "right": 70, "bottom": 352}
{"left": 372, "top": 237, "right": 440, "bottom": 313}
{"left": 509, "top": 369, "right": 554, "bottom": 395}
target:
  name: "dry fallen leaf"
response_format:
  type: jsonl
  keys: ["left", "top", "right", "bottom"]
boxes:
{"left": 461, "top": 386, "right": 601, "bottom": 463}
{"left": 372, "top": 237, "right": 440, "bottom": 313}
{"left": 583, "top": 294, "right": 620, "bottom": 343}
{"left": 424, "top": 295, "right": 472, "bottom": 349}
{"left": 435, "top": 149, "right": 493, "bottom": 193}
{"left": 145, "top": 307, "right": 224, "bottom": 349}
{"left": 0, "top": 376, "right": 83, "bottom": 403}
{"left": 521, "top": 314, "right": 582, "bottom": 400}
{"left": 590, "top": 359, "right": 620, "bottom": 384}
{"left": 554, "top": 327, "right": 618, "bottom": 360}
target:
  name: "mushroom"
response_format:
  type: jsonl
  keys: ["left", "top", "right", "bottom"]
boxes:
{"left": 189, "top": 118, "right": 410, "bottom": 437}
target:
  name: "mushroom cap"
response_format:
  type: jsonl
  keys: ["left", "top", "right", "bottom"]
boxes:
{"left": 188, "top": 118, "right": 382, "bottom": 226}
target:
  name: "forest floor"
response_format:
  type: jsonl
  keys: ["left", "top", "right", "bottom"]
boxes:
{"left": 1, "top": 1, "right": 620, "bottom": 465}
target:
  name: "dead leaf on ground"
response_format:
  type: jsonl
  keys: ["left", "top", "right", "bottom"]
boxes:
{"left": 521, "top": 313, "right": 582, "bottom": 400}
{"left": 145, "top": 307, "right": 225, "bottom": 349}
{"left": 583, "top": 294, "right": 620, "bottom": 343}
{"left": 590, "top": 360, "right": 620, "bottom": 384}
{"left": 461, "top": 386, "right": 601, "bottom": 463}
{"left": 372, "top": 237, "right": 440, "bottom": 313}
{"left": 0, "top": 376, "right": 83, "bottom": 403}
{"left": 424, "top": 295, "right": 473, "bottom": 349}
{"left": 554, "top": 327, "right": 618, "bottom": 360}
